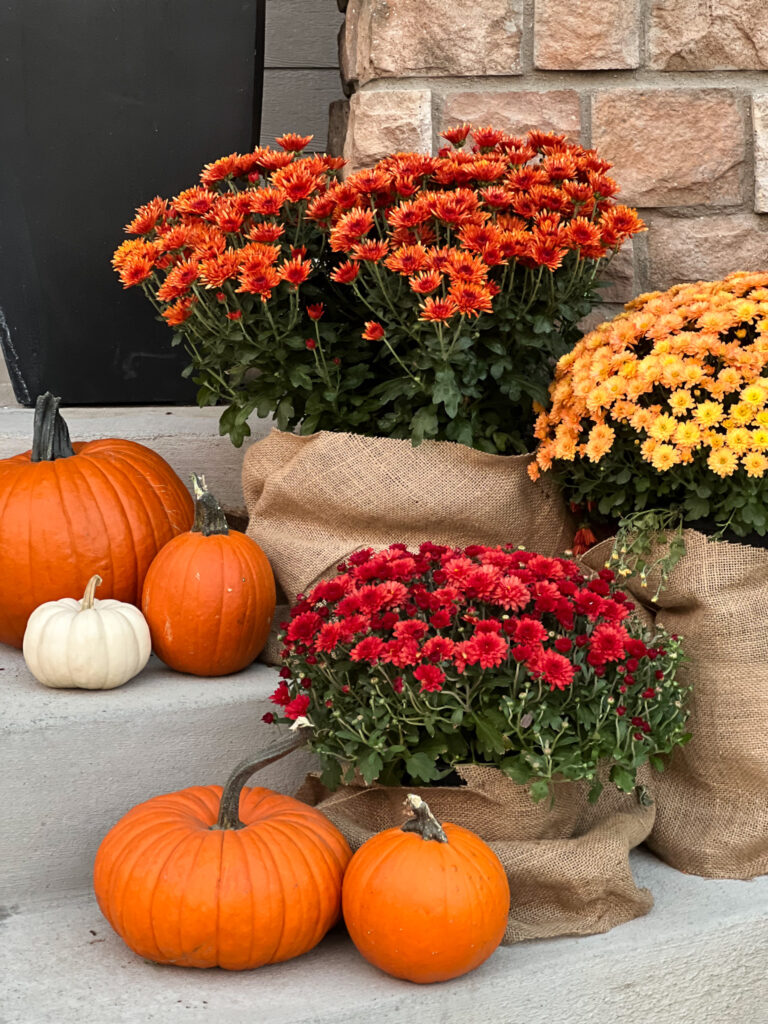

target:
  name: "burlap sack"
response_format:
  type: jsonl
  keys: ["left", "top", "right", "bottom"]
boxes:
{"left": 297, "top": 764, "right": 654, "bottom": 943}
{"left": 584, "top": 530, "right": 768, "bottom": 879}
{"left": 243, "top": 429, "right": 574, "bottom": 609}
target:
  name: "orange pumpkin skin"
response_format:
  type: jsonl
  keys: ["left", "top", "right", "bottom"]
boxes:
{"left": 93, "top": 783, "right": 352, "bottom": 970}
{"left": 342, "top": 817, "right": 510, "bottom": 984}
{"left": 0, "top": 436, "right": 193, "bottom": 649}
{"left": 141, "top": 480, "right": 276, "bottom": 675}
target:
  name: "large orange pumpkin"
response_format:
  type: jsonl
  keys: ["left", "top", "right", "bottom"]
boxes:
{"left": 141, "top": 474, "right": 276, "bottom": 675}
{"left": 94, "top": 737, "right": 352, "bottom": 969}
{"left": 0, "top": 393, "right": 193, "bottom": 648}
{"left": 342, "top": 794, "right": 510, "bottom": 984}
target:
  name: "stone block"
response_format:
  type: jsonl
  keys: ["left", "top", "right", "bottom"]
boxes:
{"left": 534, "top": 0, "right": 639, "bottom": 70}
{"left": 753, "top": 94, "right": 768, "bottom": 213}
{"left": 441, "top": 90, "right": 580, "bottom": 142}
{"left": 596, "top": 239, "right": 637, "bottom": 304}
{"left": 342, "top": 0, "right": 523, "bottom": 85}
{"left": 343, "top": 89, "right": 432, "bottom": 171}
{"left": 591, "top": 89, "right": 745, "bottom": 207}
{"left": 650, "top": 0, "right": 768, "bottom": 70}
{"left": 327, "top": 98, "right": 350, "bottom": 158}
{"left": 646, "top": 213, "right": 768, "bottom": 291}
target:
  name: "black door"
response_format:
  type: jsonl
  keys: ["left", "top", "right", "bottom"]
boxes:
{"left": 0, "top": 0, "right": 265, "bottom": 405}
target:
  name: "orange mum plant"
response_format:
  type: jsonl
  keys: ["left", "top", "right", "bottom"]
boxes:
{"left": 532, "top": 272, "right": 768, "bottom": 585}
{"left": 114, "top": 127, "right": 642, "bottom": 451}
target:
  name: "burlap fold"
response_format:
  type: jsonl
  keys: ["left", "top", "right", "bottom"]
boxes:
{"left": 297, "top": 764, "right": 654, "bottom": 944}
{"left": 243, "top": 430, "right": 574, "bottom": 609}
{"left": 584, "top": 530, "right": 768, "bottom": 879}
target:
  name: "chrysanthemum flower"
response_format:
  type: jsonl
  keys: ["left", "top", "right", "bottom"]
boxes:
{"left": 362, "top": 321, "right": 385, "bottom": 341}
{"left": 275, "top": 132, "right": 313, "bottom": 152}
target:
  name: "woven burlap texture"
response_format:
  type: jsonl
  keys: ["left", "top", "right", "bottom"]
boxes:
{"left": 584, "top": 530, "right": 768, "bottom": 879}
{"left": 243, "top": 429, "right": 574, "bottom": 606}
{"left": 297, "top": 764, "right": 654, "bottom": 944}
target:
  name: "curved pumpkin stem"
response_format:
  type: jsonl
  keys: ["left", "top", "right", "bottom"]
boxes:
{"left": 402, "top": 794, "right": 448, "bottom": 843}
{"left": 31, "top": 393, "right": 75, "bottom": 462}
{"left": 191, "top": 473, "right": 229, "bottom": 536}
{"left": 212, "top": 733, "right": 307, "bottom": 830}
{"left": 80, "top": 575, "right": 102, "bottom": 610}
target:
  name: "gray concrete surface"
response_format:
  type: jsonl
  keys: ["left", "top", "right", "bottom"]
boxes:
{"left": 1, "top": 850, "right": 766, "bottom": 1024}
{"left": 0, "top": 406, "right": 275, "bottom": 516}
{"left": 0, "top": 648, "right": 314, "bottom": 906}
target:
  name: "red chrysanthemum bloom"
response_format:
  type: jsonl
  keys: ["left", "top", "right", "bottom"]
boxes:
{"left": 413, "top": 664, "right": 445, "bottom": 693}
{"left": 284, "top": 694, "right": 310, "bottom": 720}
{"left": 350, "top": 636, "right": 387, "bottom": 664}
{"left": 589, "top": 622, "right": 630, "bottom": 664}
{"left": 285, "top": 611, "right": 323, "bottom": 644}
{"left": 540, "top": 650, "right": 575, "bottom": 691}
{"left": 269, "top": 682, "right": 291, "bottom": 707}
{"left": 464, "top": 631, "right": 509, "bottom": 670}
{"left": 306, "top": 303, "right": 325, "bottom": 320}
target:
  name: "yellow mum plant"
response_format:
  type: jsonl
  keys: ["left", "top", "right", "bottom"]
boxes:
{"left": 532, "top": 271, "right": 768, "bottom": 565}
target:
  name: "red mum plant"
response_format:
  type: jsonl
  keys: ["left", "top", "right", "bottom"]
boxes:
{"left": 115, "top": 126, "right": 642, "bottom": 451}
{"left": 268, "top": 543, "right": 690, "bottom": 801}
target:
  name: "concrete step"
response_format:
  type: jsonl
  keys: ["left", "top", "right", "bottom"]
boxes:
{"left": 0, "top": 405, "right": 274, "bottom": 517}
{"left": 1, "top": 849, "right": 766, "bottom": 1024}
{"left": 0, "top": 646, "right": 314, "bottom": 907}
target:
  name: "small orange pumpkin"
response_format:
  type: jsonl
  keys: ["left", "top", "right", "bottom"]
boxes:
{"left": 141, "top": 474, "right": 276, "bottom": 675}
{"left": 0, "top": 393, "right": 193, "bottom": 648}
{"left": 94, "top": 737, "right": 352, "bottom": 970}
{"left": 342, "top": 794, "right": 510, "bottom": 984}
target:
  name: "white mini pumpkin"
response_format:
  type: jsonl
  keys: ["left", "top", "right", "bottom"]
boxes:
{"left": 23, "top": 574, "right": 151, "bottom": 689}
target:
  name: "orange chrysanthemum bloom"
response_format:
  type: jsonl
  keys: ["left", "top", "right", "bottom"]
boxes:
{"left": 275, "top": 132, "right": 313, "bottom": 152}
{"left": 409, "top": 270, "right": 442, "bottom": 295}
{"left": 384, "top": 244, "right": 429, "bottom": 276}
{"left": 329, "top": 260, "right": 360, "bottom": 284}
{"left": 280, "top": 257, "right": 312, "bottom": 286}
{"left": 419, "top": 296, "right": 459, "bottom": 323}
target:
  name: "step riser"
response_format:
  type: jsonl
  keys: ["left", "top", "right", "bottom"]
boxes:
{"left": 1, "top": 659, "right": 312, "bottom": 908}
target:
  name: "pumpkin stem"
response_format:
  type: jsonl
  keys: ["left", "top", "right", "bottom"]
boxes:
{"left": 80, "top": 575, "right": 103, "bottom": 610}
{"left": 212, "top": 734, "right": 307, "bottom": 830}
{"left": 191, "top": 473, "right": 229, "bottom": 536}
{"left": 31, "top": 393, "right": 75, "bottom": 462}
{"left": 402, "top": 794, "right": 448, "bottom": 843}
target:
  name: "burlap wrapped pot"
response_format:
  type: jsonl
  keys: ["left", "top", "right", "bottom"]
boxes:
{"left": 584, "top": 530, "right": 768, "bottom": 879}
{"left": 243, "top": 428, "right": 573, "bottom": 604}
{"left": 297, "top": 764, "right": 655, "bottom": 943}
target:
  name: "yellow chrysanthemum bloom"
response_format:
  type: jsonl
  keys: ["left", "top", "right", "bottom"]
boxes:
{"left": 669, "top": 390, "right": 694, "bottom": 414}
{"left": 743, "top": 452, "right": 768, "bottom": 478}
{"left": 648, "top": 413, "right": 678, "bottom": 441}
{"left": 756, "top": 409, "right": 768, "bottom": 428}
{"left": 585, "top": 423, "right": 615, "bottom": 462}
{"left": 650, "top": 444, "right": 679, "bottom": 471}
{"left": 729, "top": 401, "right": 755, "bottom": 425}
{"left": 674, "top": 421, "right": 701, "bottom": 447}
{"left": 694, "top": 400, "right": 724, "bottom": 427}
{"left": 751, "top": 428, "right": 768, "bottom": 450}
{"left": 741, "top": 383, "right": 767, "bottom": 406}
{"left": 726, "top": 427, "right": 752, "bottom": 454}
{"left": 708, "top": 448, "right": 738, "bottom": 477}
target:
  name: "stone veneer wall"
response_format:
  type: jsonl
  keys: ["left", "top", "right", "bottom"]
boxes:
{"left": 332, "top": 0, "right": 768, "bottom": 320}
